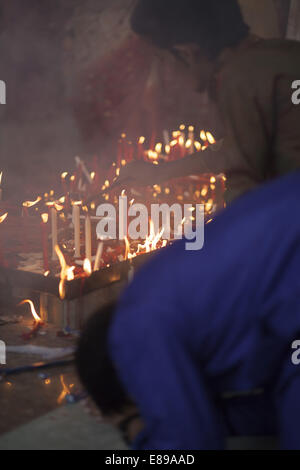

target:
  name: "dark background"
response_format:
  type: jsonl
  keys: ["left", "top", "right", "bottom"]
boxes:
{"left": 0, "top": 0, "right": 292, "bottom": 197}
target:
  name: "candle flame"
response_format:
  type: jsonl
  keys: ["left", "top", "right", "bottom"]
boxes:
{"left": 23, "top": 196, "right": 42, "bottom": 208}
{"left": 46, "top": 201, "right": 64, "bottom": 212}
{"left": 0, "top": 212, "right": 8, "bottom": 224}
{"left": 124, "top": 236, "right": 131, "bottom": 260}
{"left": 19, "top": 299, "right": 42, "bottom": 324}
{"left": 148, "top": 150, "right": 158, "bottom": 160}
{"left": 57, "top": 375, "right": 71, "bottom": 404}
{"left": 206, "top": 132, "right": 216, "bottom": 144}
{"left": 41, "top": 213, "right": 49, "bottom": 224}
{"left": 55, "top": 245, "right": 75, "bottom": 300}
{"left": 83, "top": 258, "right": 92, "bottom": 276}
{"left": 61, "top": 172, "right": 68, "bottom": 179}
{"left": 178, "top": 136, "right": 184, "bottom": 146}
{"left": 139, "top": 136, "right": 145, "bottom": 144}
{"left": 200, "top": 130, "right": 207, "bottom": 141}
{"left": 136, "top": 220, "right": 164, "bottom": 255}
{"left": 155, "top": 143, "right": 162, "bottom": 154}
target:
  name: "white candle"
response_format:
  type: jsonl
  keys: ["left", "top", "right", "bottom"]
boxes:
{"left": 119, "top": 191, "right": 127, "bottom": 240}
{"left": 163, "top": 130, "right": 170, "bottom": 147}
{"left": 51, "top": 208, "right": 58, "bottom": 260}
{"left": 93, "top": 241, "right": 104, "bottom": 271}
{"left": 85, "top": 214, "right": 92, "bottom": 262}
{"left": 72, "top": 204, "right": 81, "bottom": 258}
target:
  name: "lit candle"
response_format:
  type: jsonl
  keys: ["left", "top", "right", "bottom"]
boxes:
{"left": 188, "top": 126, "right": 195, "bottom": 155}
{"left": 40, "top": 213, "right": 49, "bottom": 272}
{"left": 72, "top": 202, "right": 81, "bottom": 258}
{"left": 85, "top": 213, "right": 92, "bottom": 262}
{"left": 51, "top": 207, "right": 58, "bottom": 261}
{"left": 138, "top": 136, "right": 145, "bottom": 160}
{"left": 119, "top": 190, "right": 127, "bottom": 240}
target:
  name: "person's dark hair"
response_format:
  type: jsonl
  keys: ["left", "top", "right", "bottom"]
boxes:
{"left": 76, "top": 303, "right": 132, "bottom": 415}
{"left": 131, "top": 0, "right": 250, "bottom": 60}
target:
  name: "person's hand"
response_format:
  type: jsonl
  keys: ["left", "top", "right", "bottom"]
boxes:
{"left": 113, "top": 160, "right": 165, "bottom": 189}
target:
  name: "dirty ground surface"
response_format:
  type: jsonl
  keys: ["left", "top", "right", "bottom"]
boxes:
{"left": 0, "top": 308, "right": 82, "bottom": 436}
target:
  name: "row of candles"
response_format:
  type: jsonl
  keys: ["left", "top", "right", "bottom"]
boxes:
{"left": 0, "top": 124, "right": 224, "bottom": 285}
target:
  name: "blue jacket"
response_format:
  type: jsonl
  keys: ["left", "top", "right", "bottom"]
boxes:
{"left": 109, "top": 171, "right": 300, "bottom": 449}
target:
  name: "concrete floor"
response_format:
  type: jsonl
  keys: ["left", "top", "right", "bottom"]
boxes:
{"left": 0, "top": 401, "right": 127, "bottom": 450}
{"left": 0, "top": 315, "right": 278, "bottom": 450}
{"left": 0, "top": 400, "right": 278, "bottom": 450}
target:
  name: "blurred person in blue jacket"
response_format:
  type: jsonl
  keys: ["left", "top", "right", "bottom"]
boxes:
{"left": 76, "top": 171, "right": 300, "bottom": 449}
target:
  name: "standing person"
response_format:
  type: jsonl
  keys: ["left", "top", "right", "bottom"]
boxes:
{"left": 77, "top": 171, "right": 300, "bottom": 449}
{"left": 115, "top": 0, "right": 300, "bottom": 204}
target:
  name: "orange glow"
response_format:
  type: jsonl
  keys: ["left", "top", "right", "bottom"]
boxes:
{"left": 165, "top": 145, "right": 171, "bottom": 155}
{"left": 0, "top": 212, "right": 8, "bottom": 224}
{"left": 136, "top": 220, "right": 164, "bottom": 255}
{"left": 155, "top": 143, "right": 162, "bottom": 154}
{"left": 55, "top": 245, "right": 75, "bottom": 300}
{"left": 210, "top": 176, "right": 216, "bottom": 184}
{"left": 185, "top": 139, "right": 192, "bottom": 149}
{"left": 206, "top": 132, "right": 216, "bottom": 144}
{"left": 57, "top": 375, "right": 71, "bottom": 405}
{"left": 44, "top": 271, "right": 50, "bottom": 277}
{"left": 178, "top": 136, "right": 184, "bottom": 146}
{"left": 201, "top": 186, "right": 208, "bottom": 197}
{"left": 194, "top": 141, "right": 202, "bottom": 151}
{"left": 41, "top": 213, "right": 49, "bottom": 224}
{"left": 0, "top": 172, "right": 2, "bottom": 185}
{"left": 200, "top": 130, "right": 207, "bottom": 141}
{"left": 19, "top": 299, "right": 42, "bottom": 324}
{"left": 83, "top": 258, "right": 92, "bottom": 276}
{"left": 124, "top": 236, "right": 131, "bottom": 260}
{"left": 61, "top": 172, "right": 68, "bottom": 179}
{"left": 23, "top": 196, "right": 42, "bottom": 208}
{"left": 46, "top": 201, "right": 64, "bottom": 212}
{"left": 139, "top": 136, "right": 145, "bottom": 144}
